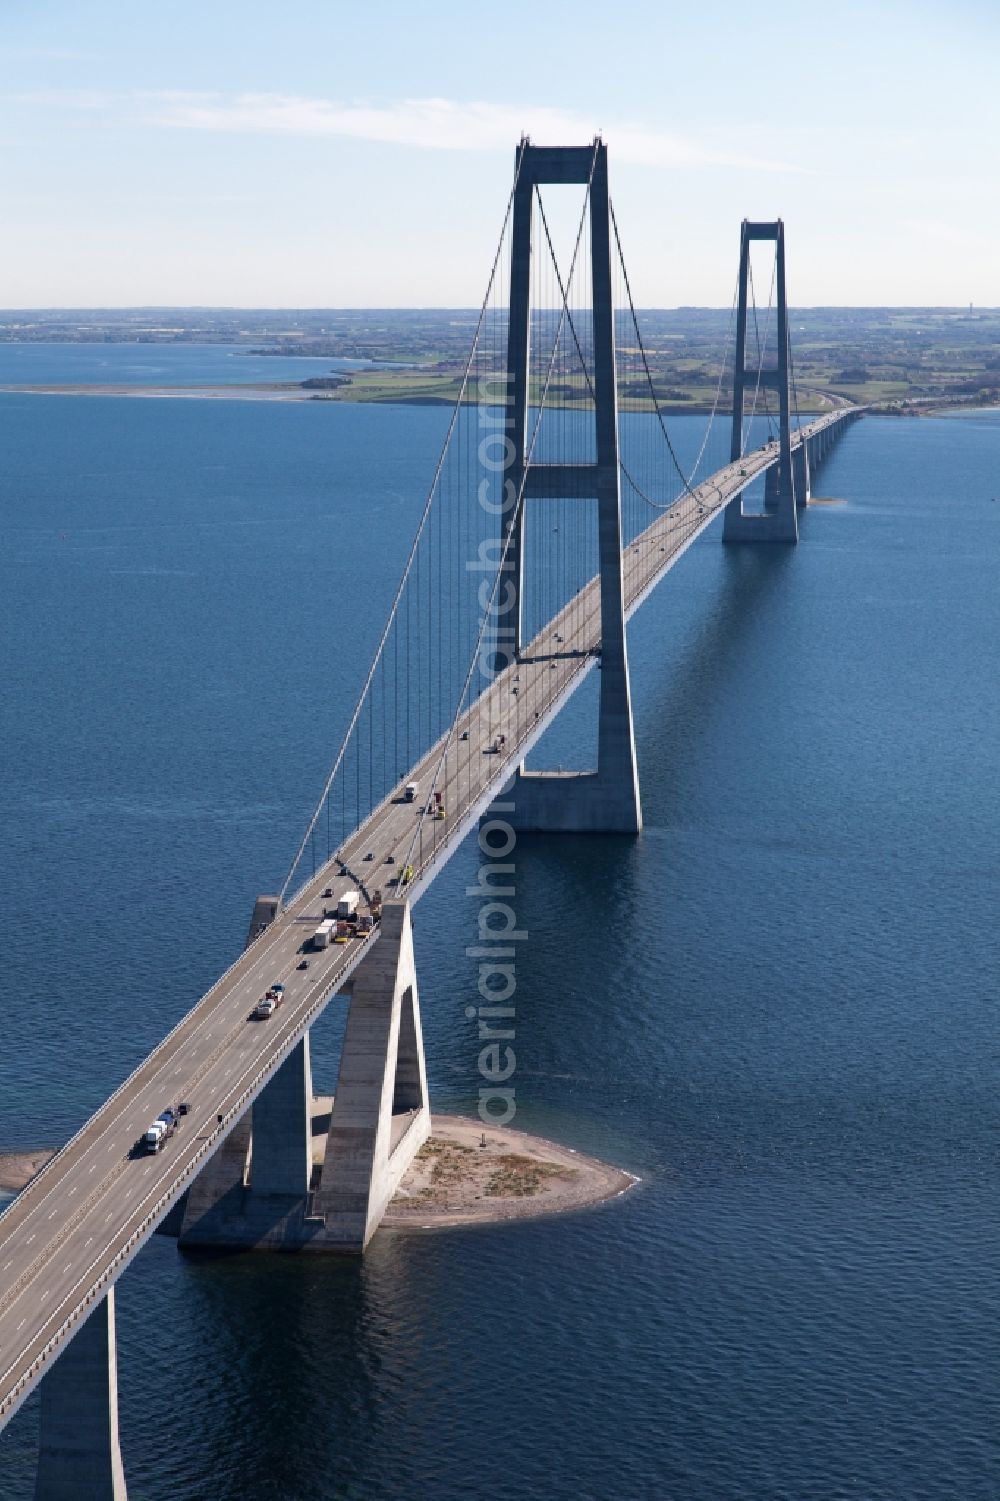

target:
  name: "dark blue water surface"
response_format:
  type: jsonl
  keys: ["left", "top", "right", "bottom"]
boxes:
{"left": 1, "top": 392, "right": 999, "bottom": 1501}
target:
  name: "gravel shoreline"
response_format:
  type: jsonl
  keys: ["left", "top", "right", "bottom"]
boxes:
{"left": 0, "top": 1151, "right": 56, "bottom": 1193}
{"left": 383, "top": 1115, "right": 638, "bottom": 1230}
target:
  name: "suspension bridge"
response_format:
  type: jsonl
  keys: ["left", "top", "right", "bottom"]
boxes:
{"left": 0, "top": 138, "right": 862, "bottom": 1498}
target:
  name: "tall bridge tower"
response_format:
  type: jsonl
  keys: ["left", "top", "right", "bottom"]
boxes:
{"left": 500, "top": 139, "right": 642, "bottom": 834}
{"left": 723, "top": 219, "right": 806, "bottom": 544}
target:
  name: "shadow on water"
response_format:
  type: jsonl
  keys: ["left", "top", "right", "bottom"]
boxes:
{"left": 636, "top": 543, "right": 795, "bottom": 747}
{"left": 134, "top": 1237, "right": 434, "bottom": 1501}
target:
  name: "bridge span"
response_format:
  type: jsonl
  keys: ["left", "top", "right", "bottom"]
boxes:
{"left": 0, "top": 401, "right": 858, "bottom": 1435}
{"left": 1, "top": 136, "right": 865, "bottom": 1498}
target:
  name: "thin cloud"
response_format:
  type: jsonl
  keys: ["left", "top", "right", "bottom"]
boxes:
{"left": 131, "top": 92, "right": 802, "bottom": 173}
{"left": 15, "top": 89, "right": 116, "bottom": 110}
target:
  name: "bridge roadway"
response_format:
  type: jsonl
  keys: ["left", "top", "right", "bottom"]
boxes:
{"left": 0, "top": 406, "right": 854, "bottom": 1427}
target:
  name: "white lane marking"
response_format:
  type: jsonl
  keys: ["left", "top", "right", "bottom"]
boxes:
{"left": 4, "top": 803, "right": 399, "bottom": 1268}
{"left": 17, "top": 1318, "right": 25, "bottom": 1331}
{"left": 26, "top": 1234, "right": 36, "bottom": 1245}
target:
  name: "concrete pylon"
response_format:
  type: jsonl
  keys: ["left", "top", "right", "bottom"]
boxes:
{"left": 497, "top": 139, "right": 641, "bottom": 834}
{"left": 314, "top": 901, "right": 430, "bottom": 1250}
{"left": 179, "top": 891, "right": 303, "bottom": 1246}
{"left": 33, "top": 1290, "right": 127, "bottom": 1501}
{"left": 246, "top": 894, "right": 278, "bottom": 947}
{"left": 250, "top": 1036, "right": 313, "bottom": 1196}
{"left": 176, "top": 1113, "right": 251, "bottom": 1243}
{"left": 792, "top": 441, "right": 811, "bottom": 508}
{"left": 724, "top": 220, "right": 799, "bottom": 544}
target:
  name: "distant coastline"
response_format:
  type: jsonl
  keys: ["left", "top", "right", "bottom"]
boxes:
{"left": 5, "top": 305, "right": 1000, "bottom": 412}
{"left": 1, "top": 383, "right": 989, "bottom": 416}
{"left": 0, "top": 381, "right": 814, "bottom": 413}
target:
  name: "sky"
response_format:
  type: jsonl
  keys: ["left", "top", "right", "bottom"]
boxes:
{"left": 0, "top": 0, "right": 997, "bottom": 308}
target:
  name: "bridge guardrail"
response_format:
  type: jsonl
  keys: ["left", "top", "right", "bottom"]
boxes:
{"left": 0, "top": 921, "right": 378, "bottom": 1423}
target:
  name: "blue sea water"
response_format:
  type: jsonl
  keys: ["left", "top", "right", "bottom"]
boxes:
{"left": 0, "top": 341, "right": 380, "bottom": 386}
{"left": 1, "top": 389, "right": 999, "bottom": 1500}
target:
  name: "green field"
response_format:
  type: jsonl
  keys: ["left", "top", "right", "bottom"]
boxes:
{"left": 3, "top": 306, "right": 998, "bottom": 413}
{"left": 288, "top": 306, "right": 1000, "bottom": 413}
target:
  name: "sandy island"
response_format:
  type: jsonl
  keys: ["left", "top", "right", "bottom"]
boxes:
{"left": 386, "top": 1115, "right": 636, "bottom": 1230}
{"left": 0, "top": 1116, "right": 637, "bottom": 1230}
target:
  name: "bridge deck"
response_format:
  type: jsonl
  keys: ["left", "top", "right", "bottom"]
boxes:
{"left": 0, "top": 408, "right": 853, "bottom": 1425}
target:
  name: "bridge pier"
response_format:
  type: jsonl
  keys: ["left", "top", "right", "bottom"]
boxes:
{"left": 250, "top": 1037, "right": 313, "bottom": 1197}
{"left": 33, "top": 1290, "right": 127, "bottom": 1501}
{"left": 178, "top": 894, "right": 316, "bottom": 1247}
{"left": 314, "top": 901, "right": 430, "bottom": 1250}
{"left": 502, "top": 651, "right": 641, "bottom": 833}
{"left": 246, "top": 893, "right": 278, "bottom": 946}
{"left": 763, "top": 447, "right": 809, "bottom": 510}
{"left": 178, "top": 898, "right": 429, "bottom": 1253}
{"left": 793, "top": 442, "right": 810, "bottom": 507}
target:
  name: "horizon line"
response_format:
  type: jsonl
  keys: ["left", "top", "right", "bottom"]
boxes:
{"left": 0, "top": 303, "right": 994, "bottom": 315}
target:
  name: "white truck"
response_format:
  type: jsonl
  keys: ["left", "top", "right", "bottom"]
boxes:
{"left": 142, "top": 1108, "right": 178, "bottom": 1154}
{"left": 312, "top": 917, "right": 336, "bottom": 949}
{"left": 336, "top": 890, "right": 360, "bottom": 920}
{"left": 253, "top": 983, "right": 285, "bottom": 1020}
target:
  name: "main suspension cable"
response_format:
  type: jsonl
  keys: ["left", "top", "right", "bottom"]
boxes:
{"left": 609, "top": 202, "right": 738, "bottom": 507}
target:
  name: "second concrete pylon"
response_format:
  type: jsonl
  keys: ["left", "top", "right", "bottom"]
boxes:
{"left": 315, "top": 900, "right": 430, "bottom": 1250}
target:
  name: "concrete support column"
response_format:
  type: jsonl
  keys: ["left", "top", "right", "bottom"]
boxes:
{"left": 793, "top": 442, "right": 810, "bottom": 508}
{"left": 34, "top": 1290, "right": 128, "bottom": 1501}
{"left": 316, "top": 902, "right": 430, "bottom": 1250}
{"left": 763, "top": 461, "right": 780, "bottom": 511}
{"left": 246, "top": 894, "right": 278, "bottom": 947}
{"left": 250, "top": 1036, "right": 313, "bottom": 1197}
{"left": 178, "top": 892, "right": 272, "bottom": 1245}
